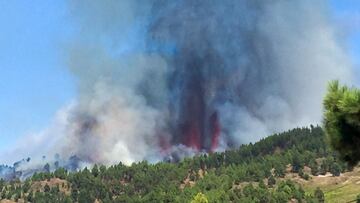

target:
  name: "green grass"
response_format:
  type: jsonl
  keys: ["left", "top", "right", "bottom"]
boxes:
{"left": 324, "top": 183, "right": 360, "bottom": 203}
{"left": 300, "top": 169, "right": 360, "bottom": 203}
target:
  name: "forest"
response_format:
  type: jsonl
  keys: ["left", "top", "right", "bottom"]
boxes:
{"left": 0, "top": 126, "right": 359, "bottom": 203}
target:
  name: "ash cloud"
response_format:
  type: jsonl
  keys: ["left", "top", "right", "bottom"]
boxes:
{"left": 1, "top": 0, "right": 354, "bottom": 169}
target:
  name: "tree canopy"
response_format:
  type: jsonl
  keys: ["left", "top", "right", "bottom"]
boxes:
{"left": 0, "top": 126, "right": 348, "bottom": 202}
{"left": 323, "top": 80, "right": 360, "bottom": 166}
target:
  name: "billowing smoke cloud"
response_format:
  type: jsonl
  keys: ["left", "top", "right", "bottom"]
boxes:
{"left": 1, "top": 0, "right": 354, "bottom": 169}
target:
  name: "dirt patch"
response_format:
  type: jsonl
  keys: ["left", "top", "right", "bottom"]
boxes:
{"left": 31, "top": 178, "right": 69, "bottom": 195}
{"left": 0, "top": 200, "right": 16, "bottom": 203}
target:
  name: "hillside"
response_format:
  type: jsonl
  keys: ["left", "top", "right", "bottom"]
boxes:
{"left": 1, "top": 126, "right": 359, "bottom": 202}
{"left": 301, "top": 167, "right": 360, "bottom": 203}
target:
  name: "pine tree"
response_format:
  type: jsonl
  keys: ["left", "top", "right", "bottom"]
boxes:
{"left": 323, "top": 81, "right": 360, "bottom": 166}
{"left": 92, "top": 164, "right": 99, "bottom": 177}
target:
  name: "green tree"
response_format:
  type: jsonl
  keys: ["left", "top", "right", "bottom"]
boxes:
{"left": 92, "top": 164, "right": 99, "bottom": 177}
{"left": 298, "top": 168, "right": 310, "bottom": 180}
{"left": 43, "top": 163, "right": 50, "bottom": 173}
{"left": 291, "top": 150, "right": 303, "bottom": 172}
{"left": 54, "top": 168, "right": 67, "bottom": 179}
{"left": 274, "top": 164, "right": 286, "bottom": 178}
{"left": 323, "top": 81, "right": 360, "bottom": 166}
{"left": 330, "top": 162, "right": 341, "bottom": 177}
{"left": 309, "top": 160, "right": 319, "bottom": 176}
{"left": 78, "top": 189, "right": 95, "bottom": 203}
{"left": 71, "top": 187, "right": 78, "bottom": 201}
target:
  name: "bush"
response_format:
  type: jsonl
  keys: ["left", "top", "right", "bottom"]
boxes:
{"left": 191, "top": 193, "right": 208, "bottom": 203}
{"left": 314, "top": 187, "right": 325, "bottom": 203}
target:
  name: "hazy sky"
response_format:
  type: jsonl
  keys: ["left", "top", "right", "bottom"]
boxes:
{"left": 0, "top": 0, "right": 359, "bottom": 152}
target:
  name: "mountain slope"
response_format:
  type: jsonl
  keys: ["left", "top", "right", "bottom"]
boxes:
{"left": 1, "top": 126, "right": 359, "bottom": 202}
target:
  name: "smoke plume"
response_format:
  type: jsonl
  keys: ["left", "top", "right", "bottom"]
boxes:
{"left": 1, "top": 0, "right": 354, "bottom": 168}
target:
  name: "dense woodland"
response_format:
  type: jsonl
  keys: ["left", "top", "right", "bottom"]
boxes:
{"left": 0, "top": 126, "right": 359, "bottom": 202}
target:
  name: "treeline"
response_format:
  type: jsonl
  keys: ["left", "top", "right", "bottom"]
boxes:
{"left": 0, "top": 126, "right": 354, "bottom": 202}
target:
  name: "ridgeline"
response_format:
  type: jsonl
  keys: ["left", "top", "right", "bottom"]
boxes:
{"left": 1, "top": 126, "right": 359, "bottom": 203}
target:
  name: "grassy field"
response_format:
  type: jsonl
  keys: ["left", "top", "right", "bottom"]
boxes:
{"left": 293, "top": 167, "right": 360, "bottom": 203}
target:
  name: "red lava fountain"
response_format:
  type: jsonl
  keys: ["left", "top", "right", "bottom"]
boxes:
{"left": 210, "top": 112, "right": 220, "bottom": 152}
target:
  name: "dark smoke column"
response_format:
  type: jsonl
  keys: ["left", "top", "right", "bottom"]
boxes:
{"left": 148, "top": 1, "right": 233, "bottom": 152}
{"left": 160, "top": 42, "right": 224, "bottom": 152}
{"left": 176, "top": 51, "right": 223, "bottom": 152}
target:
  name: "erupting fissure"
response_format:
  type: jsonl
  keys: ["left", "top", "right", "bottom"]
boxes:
{"left": 180, "top": 111, "right": 221, "bottom": 152}
{"left": 210, "top": 112, "right": 220, "bottom": 152}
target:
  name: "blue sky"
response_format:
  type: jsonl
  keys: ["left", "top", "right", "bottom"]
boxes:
{"left": 0, "top": 0, "right": 359, "bottom": 151}
{"left": 0, "top": 0, "right": 75, "bottom": 150}
{"left": 330, "top": 0, "right": 360, "bottom": 65}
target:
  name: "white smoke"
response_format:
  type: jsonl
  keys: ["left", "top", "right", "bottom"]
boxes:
{"left": 0, "top": 0, "right": 355, "bottom": 168}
